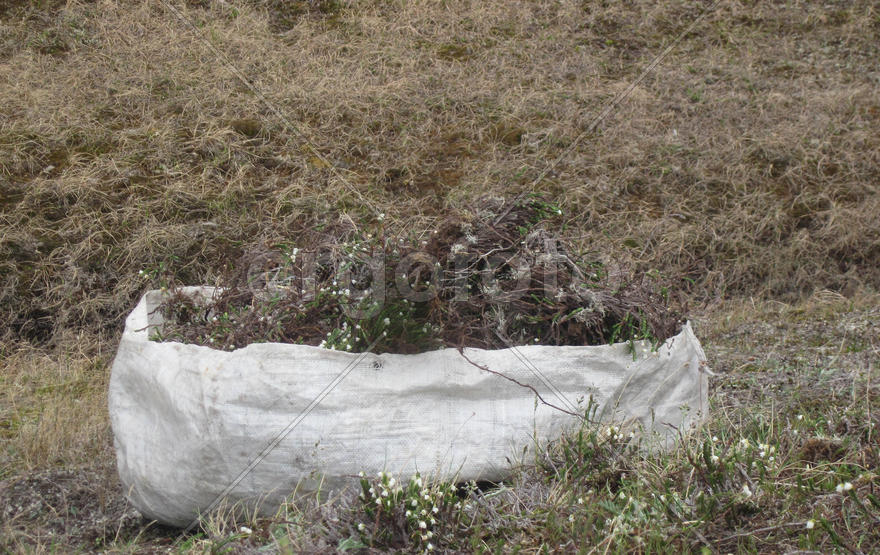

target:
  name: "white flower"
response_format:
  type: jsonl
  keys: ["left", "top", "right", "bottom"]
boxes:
{"left": 377, "top": 213, "right": 385, "bottom": 221}
{"left": 419, "top": 520, "right": 427, "bottom": 529}
{"left": 357, "top": 522, "right": 365, "bottom": 531}
{"left": 240, "top": 526, "right": 252, "bottom": 534}
{"left": 711, "top": 455, "right": 719, "bottom": 464}
{"left": 806, "top": 519, "right": 815, "bottom": 529}
{"left": 383, "top": 317, "right": 390, "bottom": 325}
{"left": 836, "top": 482, "right": 853, "bottom": 493}
{"left": 741, "top": 484, "right": 752, "bottom": 497}
{"left": 577, "top": 497, "right": 584, "bottom": 504}
{"left": 432, "top": 506, "right": 438, "bottom": 514}
{"left": 797, "top": 414, "right": 804, "bottom": 421}
{"left": 568, "top": 514, "right": 574, "bottom": 522}
{"left": 426, "top": 543, "right": 434, "bottom": 551}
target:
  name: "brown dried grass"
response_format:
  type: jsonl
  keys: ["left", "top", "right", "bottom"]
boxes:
{"left": 1, "top": 0, "right": 878, "bottom": 347}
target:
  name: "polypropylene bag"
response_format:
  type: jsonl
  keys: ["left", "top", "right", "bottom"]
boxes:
{"left": 109, "top": 287, "right": 708, "bottom": 527}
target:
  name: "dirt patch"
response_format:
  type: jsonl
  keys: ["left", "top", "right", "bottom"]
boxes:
{"left": 0, "top": 465, "right": 176, "bottom": 551}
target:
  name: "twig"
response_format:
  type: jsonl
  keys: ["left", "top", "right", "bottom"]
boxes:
{"left": 456, "top": 348, "right": 584, "bottom": 420}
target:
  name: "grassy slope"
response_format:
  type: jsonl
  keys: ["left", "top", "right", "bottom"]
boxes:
{"left": 0, "top": 0, "right": 878, "bottom": 552}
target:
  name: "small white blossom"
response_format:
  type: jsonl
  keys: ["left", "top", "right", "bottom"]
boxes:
{"left": 742, "top": 484, "right": 753, "bottom": 497}
{"left": 806, "top": 519, "right": 815, "bottom": 529}
{"left": 419, "top": 520, "right": 427, "bottom": 529}
{"left": 357, "top": 523, "right": 365, "bottom": 531}
{"left": 836, "top": 482, "right": 853, "bottom": 493}
{"left": 240, "top": 526, "right": 252, "bottom": 534}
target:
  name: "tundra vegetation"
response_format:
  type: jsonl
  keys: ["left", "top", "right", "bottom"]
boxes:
{"left": 0, "top": 0, "right": 878, "bottom": 552}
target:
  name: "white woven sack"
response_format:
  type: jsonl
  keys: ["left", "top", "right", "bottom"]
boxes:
{"left": 109, "top": 287, "right": 708, "bottom": 527}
